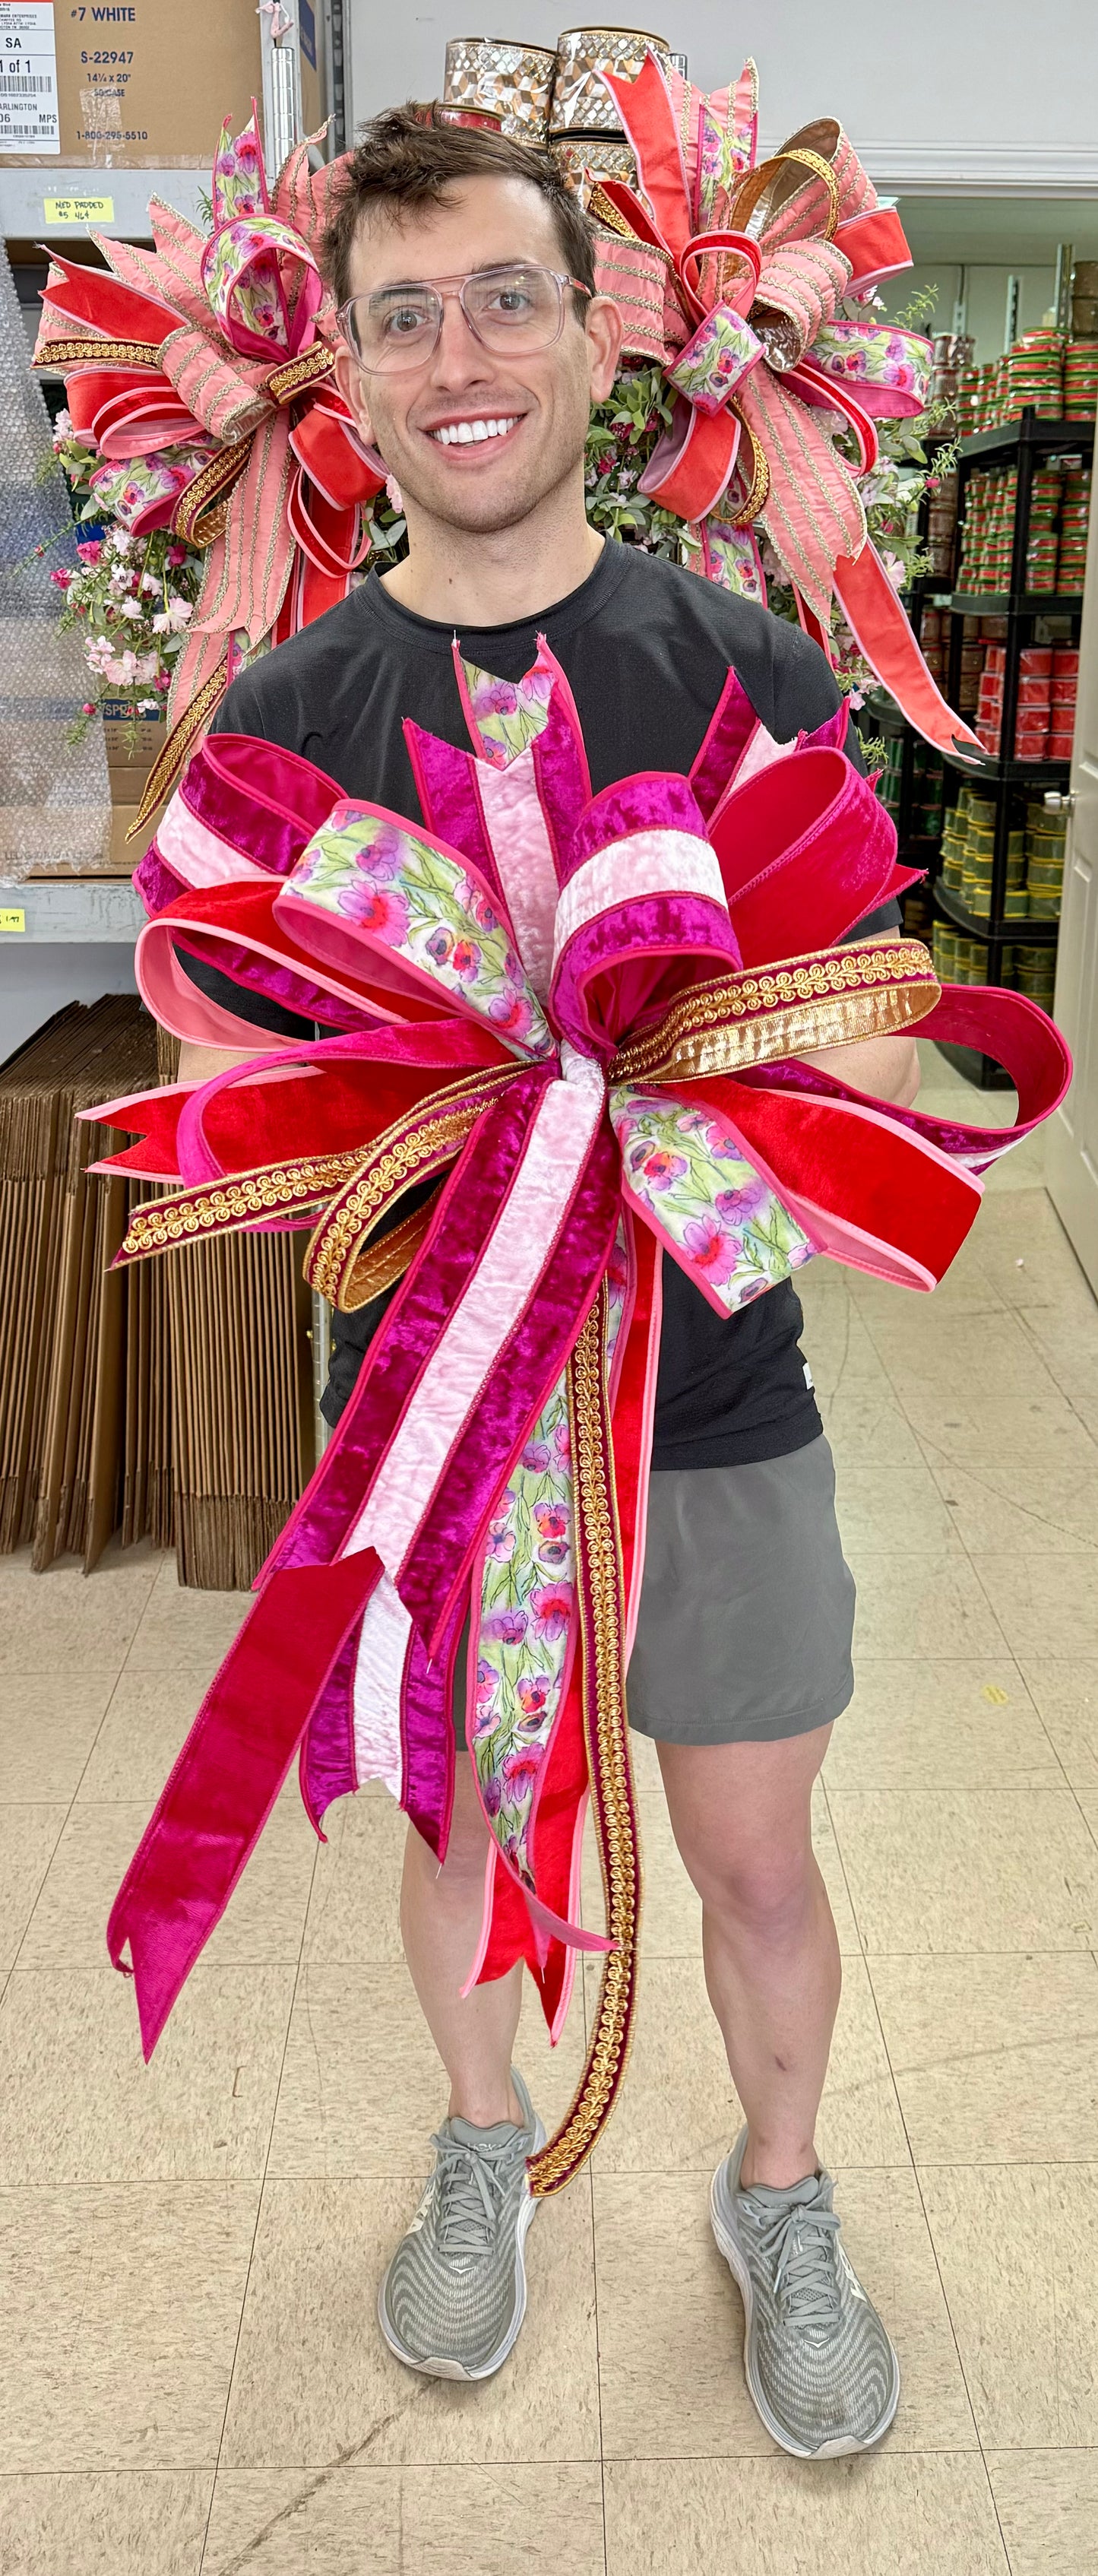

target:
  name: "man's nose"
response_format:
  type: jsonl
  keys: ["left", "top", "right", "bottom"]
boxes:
{"left": 429, "top": 291, "right": 492, "bottom": 386}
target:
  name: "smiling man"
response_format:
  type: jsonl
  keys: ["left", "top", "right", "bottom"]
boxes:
{"left": 183, "top": 105, "right": 916, "bottom": 2457}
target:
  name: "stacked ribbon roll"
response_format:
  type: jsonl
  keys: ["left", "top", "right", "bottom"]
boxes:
{"left": 97, "top": 645, "right": 1068, "bottom": 2183}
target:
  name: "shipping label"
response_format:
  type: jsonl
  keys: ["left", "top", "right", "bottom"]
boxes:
{"left": 0, "top": 0, "right": 60, "bottom": 153}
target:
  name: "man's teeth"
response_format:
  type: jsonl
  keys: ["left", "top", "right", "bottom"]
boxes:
{"left": 431, "top": 417, "right": 519, "bottom": 445}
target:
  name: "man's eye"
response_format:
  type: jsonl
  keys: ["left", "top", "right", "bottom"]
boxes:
{"left": 381, "top": 303, "right": 429, "bottom": 337}
{"left": 492, "top": 287, "right": 533, "bottom": 316}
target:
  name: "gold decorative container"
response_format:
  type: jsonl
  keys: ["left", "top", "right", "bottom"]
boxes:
{"left": 553, "top": 133, "right": 638, "bottom": 200}
{"left": 442, "top": 36, "right": 558, "bottom": 141}
{"left": 549, "top": 24, "right": 671, "bottom": 135}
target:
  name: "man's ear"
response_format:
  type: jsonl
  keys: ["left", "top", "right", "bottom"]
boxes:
{"left": 334, "top": 341, "right": 375, "bottom": 444}
{"left": 585, "top": 293, "right": 624, "bottom": 404}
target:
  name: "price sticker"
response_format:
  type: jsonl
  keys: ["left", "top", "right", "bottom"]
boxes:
{"left": 44, "top": 192, "right": 115, "bottom": 222}
{"left": 0, "top": 908, "right": 27, "bottom": 933}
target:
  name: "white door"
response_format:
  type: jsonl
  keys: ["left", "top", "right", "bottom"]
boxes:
{"left": 1046, "top": 453, "right": 1098, "bottom": 1291}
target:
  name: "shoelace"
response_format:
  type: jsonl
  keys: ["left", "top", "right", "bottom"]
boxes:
{"left": 429, "top": 2130, "right": 518, "bottom": 2255}
{"left": 748, "top": 2193, "right": 843, "bottom": 2328}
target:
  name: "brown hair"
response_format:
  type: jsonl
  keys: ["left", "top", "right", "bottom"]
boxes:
{"left": 322, "top": 101, "right": 596, "bottom": 313}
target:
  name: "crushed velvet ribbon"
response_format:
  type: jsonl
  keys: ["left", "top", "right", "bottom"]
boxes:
{"left": 93, "top": 646, "right": 1069, "bottom": 2186}
{"left": 592, "top": 49, "right": 983, "bottom": 764}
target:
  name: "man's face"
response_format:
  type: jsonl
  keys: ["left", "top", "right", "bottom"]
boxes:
{"left": 333, "top": 173, "right": 622, "bottom": 538}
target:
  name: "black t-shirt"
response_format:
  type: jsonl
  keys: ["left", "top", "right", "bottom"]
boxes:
{"left": 197, "top": 542, "right": 897, "bottom": 1468}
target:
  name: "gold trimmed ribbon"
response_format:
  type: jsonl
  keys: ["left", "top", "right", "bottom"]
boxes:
{"left": 302, "top": 1069, "right": 520, "bottom": 1307}
{"left": 115, "top": 947, "right": 939, "bottom": 1278}
{"left": 130, "top": 657, "right": 230, "bottom": 835}
{"left": 528, "top": 1286, "right": 641, "bottom": 2196}
{"left": 612, "top": 939, "right": 938, "bottom": 1086}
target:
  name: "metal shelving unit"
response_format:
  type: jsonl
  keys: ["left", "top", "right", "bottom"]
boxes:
{"left": 0, "top": 166, "right": 208, "bottom": 241}
{"left": 935, "top": 407, "right": 1093, "bottom": 1087}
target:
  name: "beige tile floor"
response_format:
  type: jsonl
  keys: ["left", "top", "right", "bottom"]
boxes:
{"left": 3, "top": 1041, "right": 1098, "bottom": 2573}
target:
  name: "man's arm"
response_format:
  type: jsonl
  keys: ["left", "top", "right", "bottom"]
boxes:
{"left": 797, "top": 934, "right": 922, "bottom": 1109}
{"left": 177, "top": 1039, "right": 262, "bottom": 1086}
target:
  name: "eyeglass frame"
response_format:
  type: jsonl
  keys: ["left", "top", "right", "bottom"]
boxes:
{"left": 336, "top": 261, "right": 594, "bottom": 375}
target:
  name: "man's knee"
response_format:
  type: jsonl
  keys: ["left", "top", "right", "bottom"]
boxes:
{"left": 686, "top": 1822, "right": 815, "bottom": 1934}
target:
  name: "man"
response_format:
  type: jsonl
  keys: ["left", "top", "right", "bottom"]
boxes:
{"left": 179, "top": 106, "right": 916, "bottom": 2457}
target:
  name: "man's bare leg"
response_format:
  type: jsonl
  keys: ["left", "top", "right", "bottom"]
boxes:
{"left": 656, "top": 1723, "right": 839, "bottom": 2188}
{"left": 400, "top": 1747, "right": 524, "bottom": 2128}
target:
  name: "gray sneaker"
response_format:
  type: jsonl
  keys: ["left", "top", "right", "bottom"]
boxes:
{"left": 710, "top": 2128, "right": 900, "bottom": 2457}
{"left": 378, "top": 2069, "right": 546, "bottom": 2381}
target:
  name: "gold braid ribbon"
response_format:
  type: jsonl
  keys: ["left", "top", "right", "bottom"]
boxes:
{"left": 528, "top": 1286, "right": 641, "bottom": 2196}
{"left": 115, "top": 945, "right": 939, "bottom": 1290}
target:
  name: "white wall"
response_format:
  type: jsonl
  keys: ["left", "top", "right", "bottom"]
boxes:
{"left": 346, "top": 0, "right": 1098, "bottom": 185}
{"left": 0, "top": 946, "right": 138, "bottom": 1068}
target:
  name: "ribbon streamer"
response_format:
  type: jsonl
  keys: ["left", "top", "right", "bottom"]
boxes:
{"left": 90, "top": 644, "right": 1069, "bottom": 2184}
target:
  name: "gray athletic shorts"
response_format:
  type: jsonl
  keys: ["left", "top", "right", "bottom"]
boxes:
{"left": 454, "top": 1432, "right": 855, "bottom": 1751}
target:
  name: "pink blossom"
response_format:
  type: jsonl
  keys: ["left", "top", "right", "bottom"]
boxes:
{"left": 552, "top": 1418, "right": 571, "bottom": 1464}
{"left": 486, "top": 1520, "right": 515, "bottom": 1563}
{"left": 166, "top": 543, "right": 188, "bottom": 567}
{"left": 337, "top": 877, "right": 410, "bottom": 941}
{"left": 640, "top": 1146, "right": 687, "bottom": 1192}
{"left": 359, "top": 825, "right": 406, "bottom": 882}
{"left": 530, "top": 1581, "right": 572, "bottom": 1642}
{"left": 476, "top": 1654, "right": 498, "bottom": 1694}
{"left": 682, "top": 1211, "right": 742, "bottom": 1287}
{"left": 486, "top": 1608, "right": 527, "bottom": 1646}
{"left": 50, "top": 568, "right": 73, "bottom": 589}
{"left": 425, "top": 926, "right": 453, "bottom": 965}
{"left": 714, "top": 1171, "right": 770, "bottom": 1225}
{"left": 450, "top": 938, "right": 481, "bottom": 981}
{"left": 475, "top": 677, "right": 518, "bottom": 716}
{"left": 503, "top": 1740, "right": 543, "bottom": 1789}
{"left": 488, "top": 990, "right": 533, "bottom": 1041}
{"left": 521, "top": 1439, "right": 549, "bottom": 1472}
{"left": 533, "top": 1503, "right": 568, "bottom": 1542}
{"left": 482, "top": 1770, "right": 502, "bottom": 1815}
{"left": 76, "top": 539, "right": 103, "bottom": 565}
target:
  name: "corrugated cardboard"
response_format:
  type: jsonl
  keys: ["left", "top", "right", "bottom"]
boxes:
{"left": 1, "top": 0, "right": 263, "bottom": 170}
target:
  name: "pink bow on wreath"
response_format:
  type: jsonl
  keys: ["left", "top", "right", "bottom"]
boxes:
{"left": 33, "top": 110, "right": 385, "bottom": 816}
{"left": 592, "top": 51, "right": 982, "bottom": 764}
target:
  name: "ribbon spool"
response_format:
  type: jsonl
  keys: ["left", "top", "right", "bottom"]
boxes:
{"left": 554, "top": 135, "right": 638, "bottom": 199}
{"left": 549, "top": 24, "right": 672, "bottom": 133}
{"left": 442, "top": 36, "right": 558, "bottom": 140}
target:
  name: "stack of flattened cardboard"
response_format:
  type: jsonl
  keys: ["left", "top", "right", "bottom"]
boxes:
{"left": 0, "top": 999, "right": 315, "bottom": 1586}
{"left": 154, "top": 1022, "right": 316, "bottom": 1591}
{"left": 0, "top": 996, "right": 159, "bottom": 1570}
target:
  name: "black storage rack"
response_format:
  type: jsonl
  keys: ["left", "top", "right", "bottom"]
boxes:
{"left": 935, "top": 409, "right": 1093, "bottom": 1086}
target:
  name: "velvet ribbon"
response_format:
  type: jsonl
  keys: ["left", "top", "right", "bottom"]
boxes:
{"left": 591, "top": 49, "right": 984, "bottom": 764}
{"left": 93, "top": 678, "right": 1071, "bottom": 2149}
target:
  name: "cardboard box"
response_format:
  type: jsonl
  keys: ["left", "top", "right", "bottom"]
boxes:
{"left": 0, "top": 0, "right": 262, "bottom": 168}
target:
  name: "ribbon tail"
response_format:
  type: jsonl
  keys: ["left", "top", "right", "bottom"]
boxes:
{"left": 833, "top": 543, "right": 984, "bottom": 764}
{"left": 107, "top": 1549, "right": 381, "bottom": 2058}
{"left": 528, "top": 1288, "right": 641, "bottom": 2195}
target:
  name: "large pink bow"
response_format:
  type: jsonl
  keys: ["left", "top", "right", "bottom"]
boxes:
{"left": 33, "top": 112, "right": 384, "bottom": 811}
{"left": 592, "top": 51, "right": 982, "bottom": 763}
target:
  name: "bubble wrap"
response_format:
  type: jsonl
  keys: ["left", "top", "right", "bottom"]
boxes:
{"left": 0, "top": 242, "right": 110, "bottom": 884}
